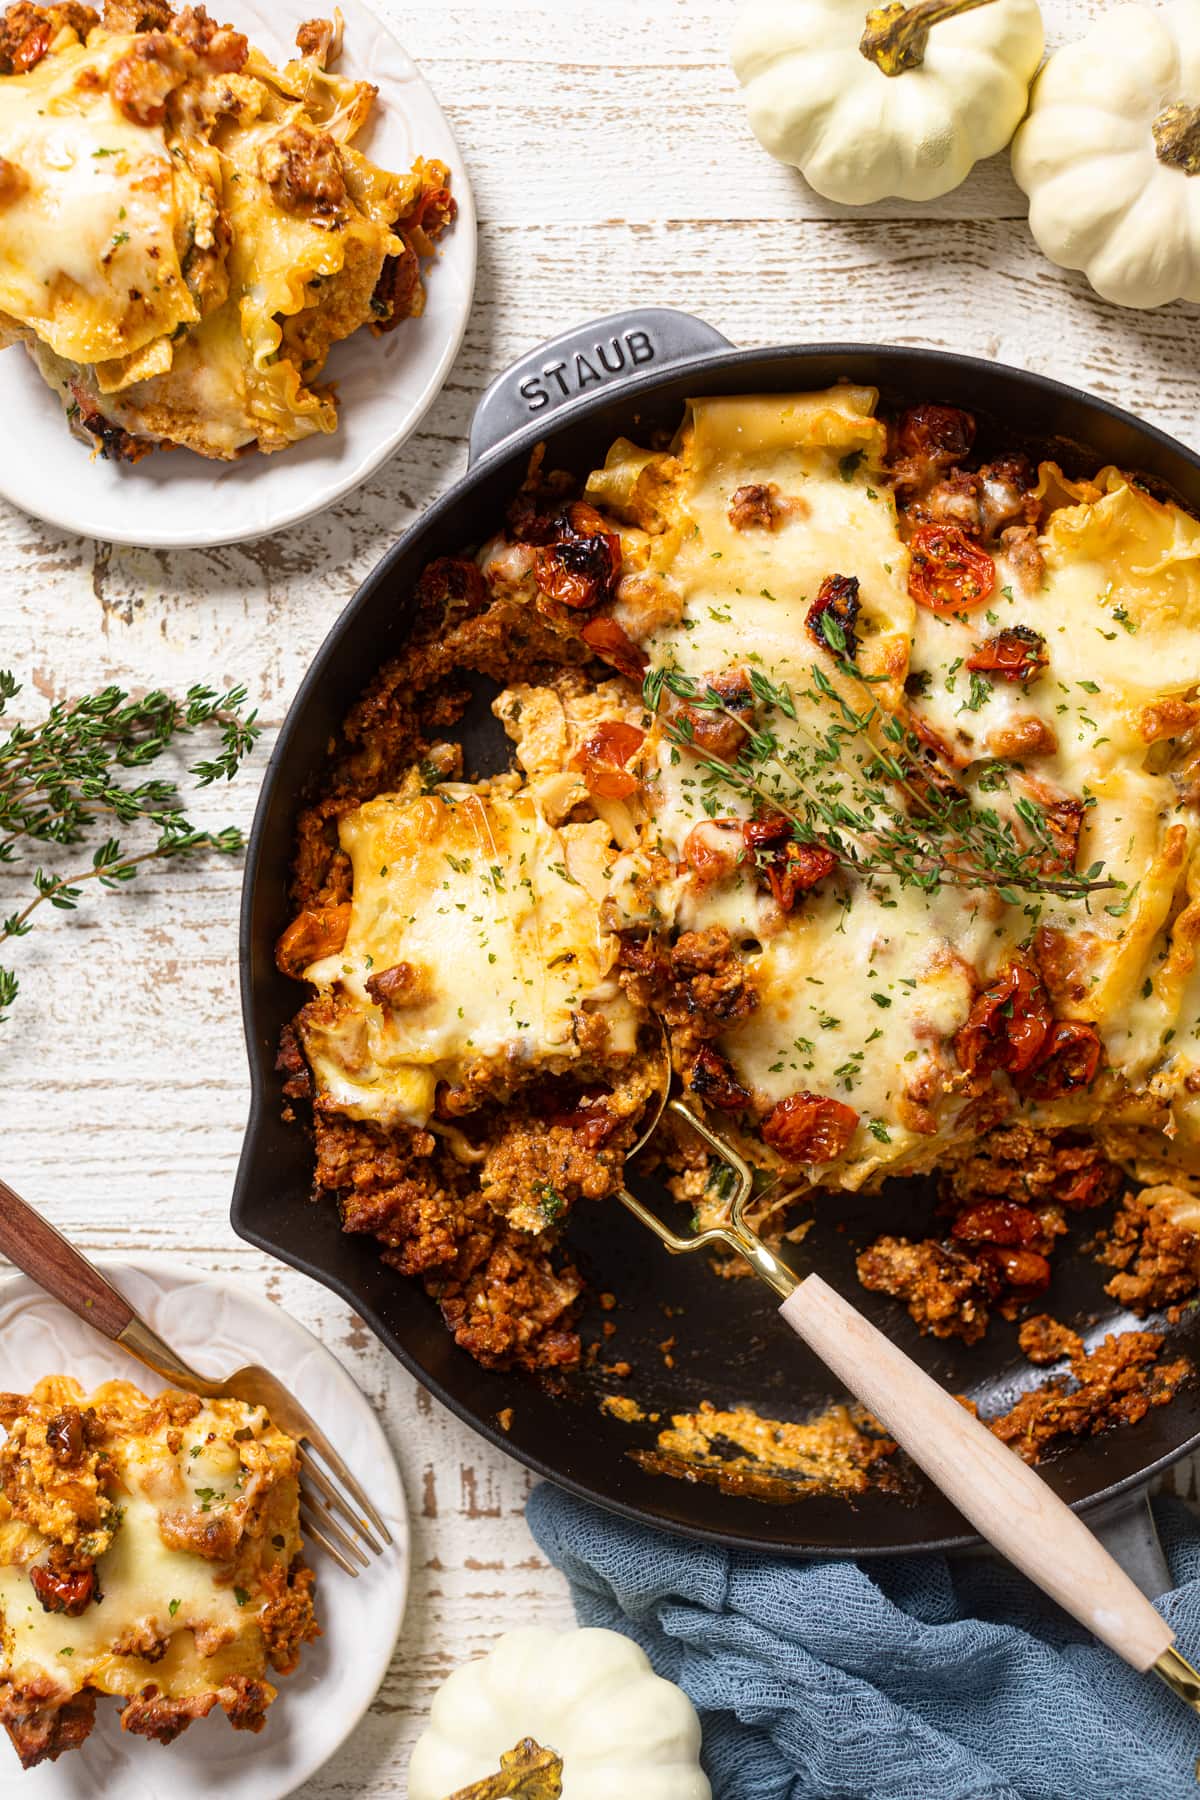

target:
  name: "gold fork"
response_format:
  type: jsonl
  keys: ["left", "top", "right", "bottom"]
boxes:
{"left": 0, "top": 1175, "right": 390, "bottom": 1577}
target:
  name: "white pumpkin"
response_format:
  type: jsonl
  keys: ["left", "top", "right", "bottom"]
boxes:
{"left": 1012, "top": 2, "right": 1200, "bottom": 307}
{"left": 731, "top": 0, "right": 1045, "bottom": 204}
{"left": 407, "top": 1627, "right": 711, "bottom": 1800}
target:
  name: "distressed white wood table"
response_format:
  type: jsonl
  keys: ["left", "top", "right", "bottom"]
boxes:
{"left": 2, "top": 0, "right": 1199, "bottom": 1792}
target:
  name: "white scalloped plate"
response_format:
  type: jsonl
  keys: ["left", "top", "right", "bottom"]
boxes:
{"left": 0, "top": 1256, "right": 409, "bottom": 1799}
{"left": 0, "top": 0, "right": 476, "bottom": 547}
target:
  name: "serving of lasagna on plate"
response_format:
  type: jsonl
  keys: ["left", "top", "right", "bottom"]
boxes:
{"left": 276, "top": 386, "right": 1200, "bottom": 1440}
{"left": 0, "top": 1374, "right": 317, "bottom": 1767}
{"left": 0, "top": 0, "right": 454, "bottom": 460}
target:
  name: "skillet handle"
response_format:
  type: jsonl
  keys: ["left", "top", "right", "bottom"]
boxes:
{"left": 467, "top": 308, "right": 733, "bottom": 466}
{"left": 780, "top": 1273, "right": 1177, "bottom": 1672}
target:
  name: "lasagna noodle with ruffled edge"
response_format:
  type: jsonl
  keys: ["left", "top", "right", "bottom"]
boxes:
{"left": 0, "top": 1, "right": 454, "bottom": 459}
{"left": 278, "top": 384, "right": 1200, "bottom": 1367}
{"left": 0, "top": 1375, "right": 317, "bottom": 1768}
{"left": 292, "top": 780, "right": 642, "bottom": 1134}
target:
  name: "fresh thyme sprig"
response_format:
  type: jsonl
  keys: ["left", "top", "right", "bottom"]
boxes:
{"left": 643, "top": 659, "right": 1124, "bottom": 910}
{"left": 0, "top": 674, "right": 259, "bottom": 1022}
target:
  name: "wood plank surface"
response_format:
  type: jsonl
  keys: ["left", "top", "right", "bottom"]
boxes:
{"left": 1, "top": 0, "right": 1198, "bottom": 1792}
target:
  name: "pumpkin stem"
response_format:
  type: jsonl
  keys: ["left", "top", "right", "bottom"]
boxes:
{"left": 1154, "top": 103, "right": 1200, "bottom": 176}
{"left": 860, "top": 0, "right": 998, "bottom": 76}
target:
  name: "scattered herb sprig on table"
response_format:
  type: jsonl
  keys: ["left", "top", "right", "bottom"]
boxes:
{"left": 0, "top": 674, "right": 259, "bottom": 1022}
{"left": 643, "top": 660, "right": 1124, "bottom": 911}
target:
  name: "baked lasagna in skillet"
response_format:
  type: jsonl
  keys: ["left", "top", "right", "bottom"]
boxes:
{"left": 277, "top": 386, "right": 1200, "bottom": 1406}
{"left": 0, "top": 1, "right": 454, "bottom": 459}
{"left": 0, "top": 1375, "right": 317, "bottom": 1767}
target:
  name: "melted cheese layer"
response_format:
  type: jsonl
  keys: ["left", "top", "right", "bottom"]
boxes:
{"left": 299, "top": 787, "right": 640, "bottom": 1128}
{"left": 0, "top": 19, "right": 433, "bottom": 457}
{"left": 0, "top": 38, "right": 196, "bottom": 363}
{"left": 590, "top": 392, "right": 1200, "bottom": 1185}
{"left": 0, "top": 1378, "right": 305, "bottom": 1711}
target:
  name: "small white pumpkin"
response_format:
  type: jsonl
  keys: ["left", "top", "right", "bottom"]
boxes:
{"left": 1012, "top": 2, "right": 1200, "bottom": 307}
{"left": 407, "top": 1627, "right": 711, "bottom": 1800}
{"left": 731, "top": 0, "right": 1045, "bottom": 204}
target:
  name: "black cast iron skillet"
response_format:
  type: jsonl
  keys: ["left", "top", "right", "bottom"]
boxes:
{"left": 233, "top": 309, "right": 1200, "bottom": 1576}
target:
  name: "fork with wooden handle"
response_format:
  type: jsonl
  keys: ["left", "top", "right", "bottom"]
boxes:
{"left": 620, "top": 1098, "right": 1200, "bottom": 1716}
{"left": 0, "top": 1175, "right": 390, "bottom": 1578}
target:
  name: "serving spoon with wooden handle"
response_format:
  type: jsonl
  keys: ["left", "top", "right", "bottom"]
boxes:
{"left": 621, "top": 1063, "right": 1200, "bottom": 1716}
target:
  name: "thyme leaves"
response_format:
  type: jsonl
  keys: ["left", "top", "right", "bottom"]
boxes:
{"left": 0, "top": 675, "right": 259, "bottom": 1021}
{"left": 643, "top": 661, "right": 1120, "bottom": 908}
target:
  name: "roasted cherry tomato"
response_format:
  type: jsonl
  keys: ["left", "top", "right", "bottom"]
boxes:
{"left": 761, "top": 1091, "right": 859, "bottom": 1163}
{"left": 688, "top": 1046, "right": 752, "bottom": 1112}
{"left": 533, "top": 502, "right": 621, "bottom": 610}
{"left": 409, "top": 184, "right": 457, "bottom": 238}
{"left": 616, "top": 935, "right": 668, "bottom": 984}
{"left": 682, "top": 820, "right": 744, "bottom": 886}
{"left": 965, "top": 625, "right": 1047, "bottom": 684}
{"left": 806, "top": 573, "right": 861, "bottom": 659}
{"left": 894, "top": 403, "right": 975, "bottom": 469}
{"left": 44, "top": 1408, "right": 85, "bottom": 1464}
{"left": 12, "top": 23, "right": 50, "bottom": 72}
{"left": 415, "top": 556, "right": 488, "bottom": 616}
{"left": 976, "top": 1246, "right": 1052, "bottom": 1293}
{"left": 572, "top": 720, "right": 645, "bottom": 799}
{"left": 950, "top": 1201, "right": 1040, "bottom": 1248}
{"left": 30, "top": 1561, "right": 96, "bottom": 1618}
{"left": 908, "top": 523, "right": 995, "bottom": 613}
{"left": 1016, "top": 1021, "right": 1103, "bottom": 1098}
{"left": 550, "top": 1089, "right": 619, "bottom": 1149}
{"left": 955, "top": 961, "right": 1052, "bottom": 1078}
{"left": 742, "top": 815, "right": 837, "bottom": 911}
{"left": 1057, "top": 1160, "right": 1117, "bottom": 1210}
{"left": 579, "top": 614, "right": 648, "bottom": 682}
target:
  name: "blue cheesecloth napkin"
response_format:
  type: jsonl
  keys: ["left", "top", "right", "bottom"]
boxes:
{"left": 527, "top": 1482, "right": 1200, "bottom": 1800}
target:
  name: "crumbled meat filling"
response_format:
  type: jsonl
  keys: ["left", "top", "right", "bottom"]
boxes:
{"left": 858, "top": 1129, "right": 1124, "bottom": 1339}
{"left": 294, "top": 15, "right": 338, "bottom": 62}
{"left": 118, "top": 1675, "right": 273, "bottom": 1744}
{"left": 0, "top": 1, "right": 94, "bottom": 72}
{"left": 109, "top": 29, "right": 189, "bottom": 125}
{"left": 102, "top": 0, "right": 170, "bottom": 27}
{"left": 988, "top": 1326, "right": 1190, "bottom": 1464}
{"left": 0, "top": 1687, "right": 96, "bottom": 1770}
{"left": 856, "top": 1235, "right": 989, "bottom": 1344}
{"left": 727, "top": 482, "right": 783, "bottom": 530}
{"left": 1098, "top": 1187, "right": 1200, "bottom": 1314}
{"left": 314, "top": 1114, "right": 586, "bottom": 1369}
{"left": 941, "top": 1125, "right": 1120, "bottom": 1214}
{"left": 259, "top": 119, "right": 346, "bottom": 219}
